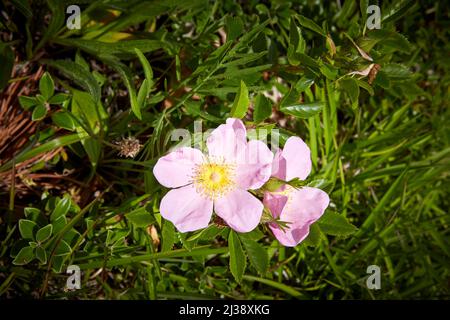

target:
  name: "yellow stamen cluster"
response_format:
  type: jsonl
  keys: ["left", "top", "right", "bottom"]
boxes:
{"left": 192, "top": 161, "right": 236, "bottom": 200}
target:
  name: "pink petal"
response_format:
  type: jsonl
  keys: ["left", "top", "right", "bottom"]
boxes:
{"left": 153, "top": 147, "right": 204, "bottom": 188}
{"left": 225, "top": 118, "right": 247, "bottom": 141}
{"left": 160, "top": 184, "right": 213, "bottom": 232}
{"left": 206, "top": 118, "right": 247, "bottom": 163}
{"left": 270, "top": 187, "right": 329, "bottom": 247}
{"left": 270, "top": 149, "right": 286, "bottom": 180}
{"left": 272, "top": 136, "right": 311, "bottom": 181}
{"left": 235, "top": 140, "right": 274, "bottom": 190}
{"left": 214, "top": 189, "right": 263, "bottom": 233}
{"left": 263, "top": 192, "right": 288, "bottom": 220}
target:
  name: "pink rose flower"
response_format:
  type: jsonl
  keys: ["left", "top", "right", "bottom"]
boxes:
{"left": 264, "top": 137, "right": 330, "bottom": 247}
{"left": 153, "top": 118, "right": 273, "bottom": 233}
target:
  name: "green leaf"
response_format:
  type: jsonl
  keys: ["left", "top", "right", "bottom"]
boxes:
{"left": 373, "top": 70, "right": 390, "bottom": 89}
{"left": 39, "top": 72, "right": 55, "bottom": 100}
{"left": 302, "top": 223, "right": 323, "bottom": 246}
{"left": 281, "top": 102, "right": 324, "bottom": 118}
{"left": 162, "top": 220, "right": 176, "bottom": 252}
{"left": 135, "top": 48, "right": 154, "bottom": 90}
{"left": 35, "top": 246, "right": 47, "bottom": 264}
{"left": 31, "top": 104, "right": 48, "bottom": 121}
{"left": 35, "top": 94, "right": 46, "bottom": 105}
{"left": 12, "top": 246, "right": 35, "bottom": 265}
{"left": 44, "top": 59, "right": 101, "bottom": 103}
{"left": 179, "top": 233, "right": 194, "bottom": 251}
{"left": 48, "top": 93, "right": 69, "bottom": 105}
{"left": 24, "top": 207, "right": 42, "bottom": 221}
{"left": 319, "top": 61, "right": 338, "bottom": 80}
{"left": 137, "top": 79, "right": 150, "bottom": 109}
{"left": 19, "top": 219, "right": 37, "bottom": 240}
{"left": 199, "top": 41, "right": 232, "bottom": 70}
{"left": 36, "top": 224, "right": 53, "bottom": 243}
{"left": 52, "top": 256, "right": 64, "bottom": 273}
{"left": 85, "top": 218, "right": 95, "bottom": 238}
{"left": 225, "top": 16, "right": 244, "bottom": 41}
{"left": 383, "top": 38, "right": 411, "bottom": 54}
{"left": 396, "top": 82, "right": 428, "bottom": 100}
{"left": 228, "top": 231, "right": 247, "bottom": 283}
{"left": 340, "top": 78, "right": 360, "bottom": 109}
{"left": 52, "top": 215, "right": 67, "bottom": 234}
{"left": 294, "top": 76, "right": 315, "bottom": 93}
{"left": 106, "top": 229, "right": 128, "bottom": 247}
{"left": 0, "top": 42, "right": 14, "bottom": 91}
{"left": 29, "top": 241, "right": 38, "bottom": 248}
{"left": 295, "top": 53, "right": 321, "bottom": 73}
{"left": 55, "top": 39, "right": 165, "bottom": 60}
{"left": 81, "top": 139, "right": 102, "bottom": 169}
{"left": 240, "top": 237, "right": 268, "bottom": 274}
{"left": 280, "top": 88, "right": 300, "bottom": 109}
{"left": 105, "top": 230, "right": 114, "bottom": 246}
{"left": 52, "top": 112, "right": 75, "bottom": 131}
{"left": 337, "top": 0, "right": 357, "bottom": 24}
{"left": 176, "top": 54, "right": 182, "bottom": 81}
{"left": 125, "top": 207, "right": 154, "bottom": 228}
{"left": 18, "top": 96, "right": 37, "bottom": 110}
{"left": 360, "top": 0, "right": 369, "bottom": 23}
{"left": 102, "top": 56, "right": 141, "bottom": 119}
{"left": 318, "top": 211, "right": 358, "bottom": 236}
{"left": 10, "top": 240, "right": 29, "bottom": 259}
{"left": 187, "top": 225, "right": 225, "bottom": 242}
{"left": 220, "top": 64, "right": 272, "bottom": 80}
{"left": 296, "top": 15, "right": 326, "bottom": 36}
{"left": 253, "top": 94, "right": 272, "bottom": 123}
{"left": 354, "top": 78, "right": 374, "bottom": 96}
{"left": 369, "top": 30, "right": 412, "bottom": 53}
{"left": 71, "top": 90, "right": 107, "bottom": 167}
{"left": 230, "top": 80, "right": 249, "bottom": 118}
{"left": 238, "top": 228, "right": 265, "bottom": 241}
{"left": 288, "top": 18, "right": 306, "bottom": 65}
{"left": 75, "top": 51, "right": 90, "bottom": 71}
{"left": 227, "top": 20, "right": 270, "bottom": 57}
{"left": 50, "top": 196, "right": 71, "bottom": 221}
{"left": 64, "top": 228, "right": 82, "bottom": 247}
{"left": 184, "top": 100, "right": 223, "bottom": 122}
{"left": 71, "top": 89, "right": 108, "bottom": 132}
{"left": 54, "top": 240, "right": 71, "bottom": 256}
{"left": 382, "top": 63, "right": 412, "bottom": 80}
{"left": 382, "top": 0, "right": 415, "bottom": 24}
{"left": 222, "top": 52, "right": 267, "bottom": 68}
{"left": 307, "top": 179, "right": 333, "bottom": 194}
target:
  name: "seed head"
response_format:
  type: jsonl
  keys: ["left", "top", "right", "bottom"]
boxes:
{"left": 116, "top": 137, "right": 141, "bottom": 158}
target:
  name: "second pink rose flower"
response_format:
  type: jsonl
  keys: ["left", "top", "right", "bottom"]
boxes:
{"left": 264, "top": 137, "right": 330, "bottom": 247}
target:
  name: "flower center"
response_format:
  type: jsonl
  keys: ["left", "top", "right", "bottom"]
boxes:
{"left": 192, "top": 161, "right": 236, "bottom": 200}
